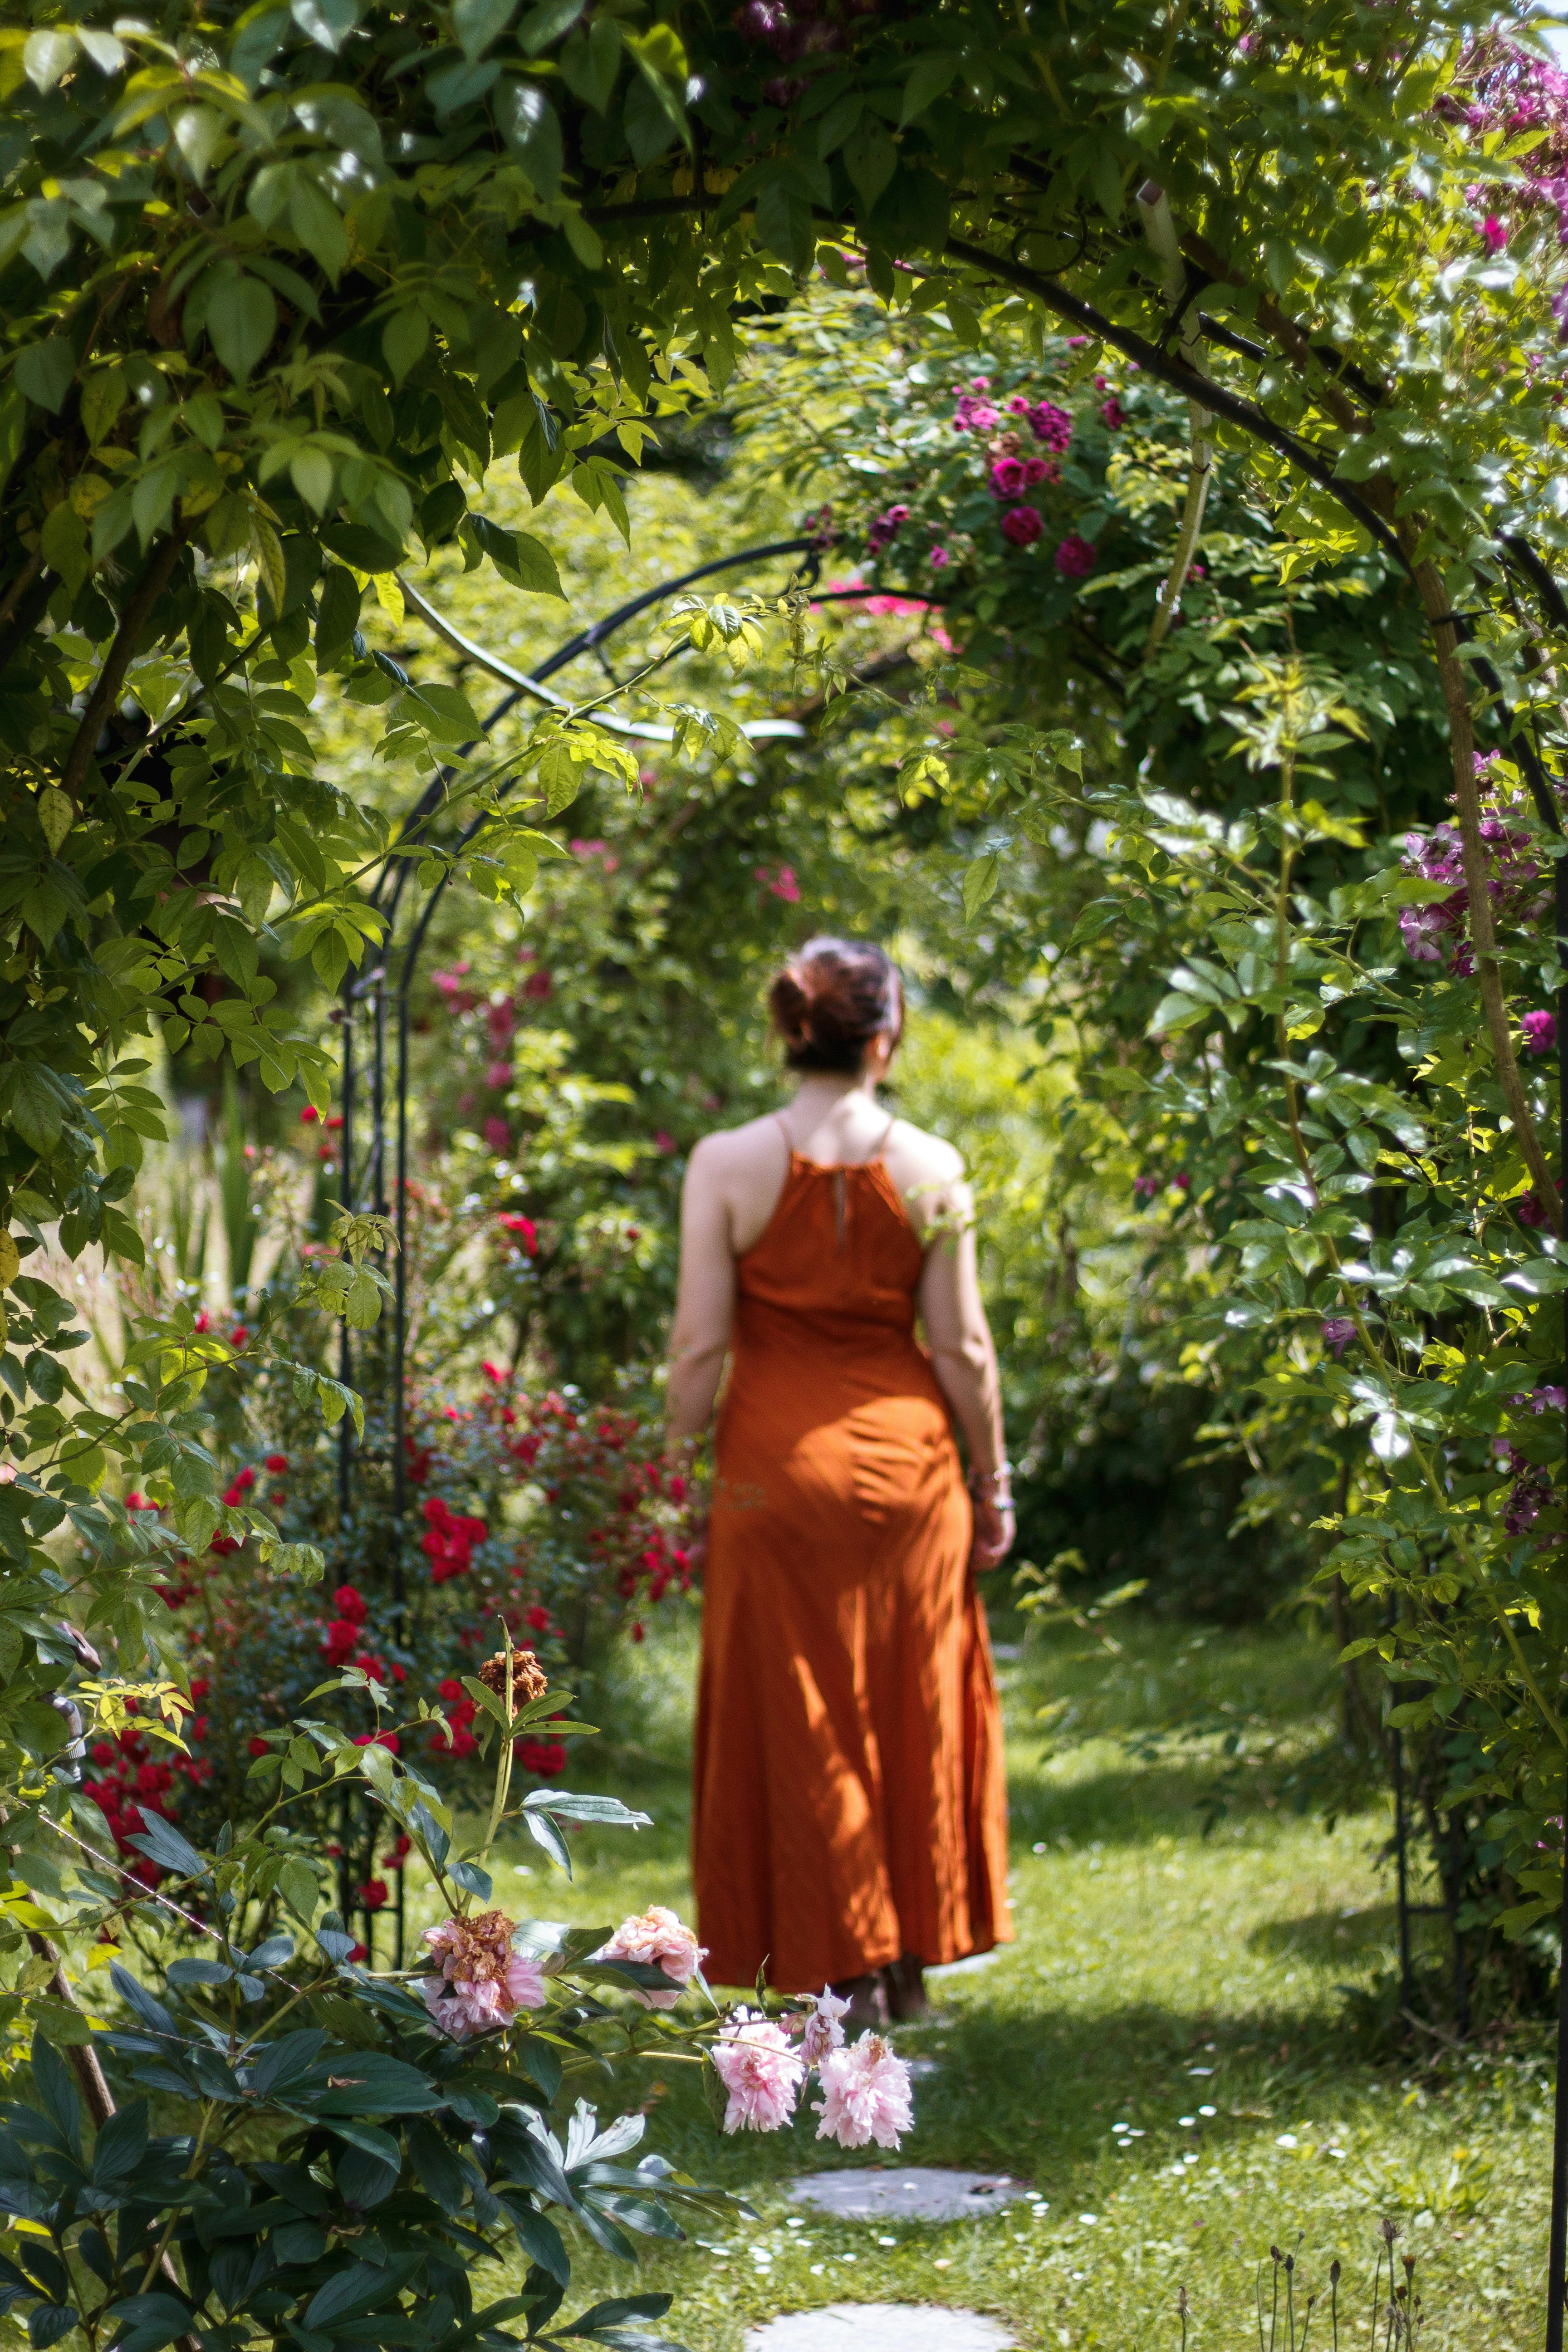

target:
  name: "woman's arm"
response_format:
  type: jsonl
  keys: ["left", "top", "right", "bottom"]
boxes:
{"left": 666, "top": 1140, "right": 738, "bottom": 1442}
{"left": 917, "top": 1178, "right": 1014, "bottom": 1570}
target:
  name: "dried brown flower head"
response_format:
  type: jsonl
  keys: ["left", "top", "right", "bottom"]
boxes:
{"left": 478, "top": 1647, "right": 548, "bottom": 1714}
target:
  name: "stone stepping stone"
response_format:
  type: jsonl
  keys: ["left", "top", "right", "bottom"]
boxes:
{"left": 787, "top": 2168, "right": 1028, "bottom": 2222}
{"left": 745, "top": 2307, "right": 1014, "bottom": 2351}
{"left": 926, "top": 1952, "right": 999, "bottom": 1981}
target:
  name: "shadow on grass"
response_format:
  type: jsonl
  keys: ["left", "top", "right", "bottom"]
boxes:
{"left": 587, "top": 1989, "right": 1368, "bottom": 2204}
{"left": 1006, "top": 1758, "right": 1288, "bottom": 1850}
{"left": 1247, "top": 1903, "right": 1408, "bottom": 1964}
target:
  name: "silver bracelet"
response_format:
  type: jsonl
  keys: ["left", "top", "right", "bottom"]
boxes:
{"left": 967, "top": 1461, "right": 1014, "bottom": 1503}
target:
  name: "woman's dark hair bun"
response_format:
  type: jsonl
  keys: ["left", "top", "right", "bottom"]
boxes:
{"left": 768, "top": 936, "right": 902, "bottom": 1075}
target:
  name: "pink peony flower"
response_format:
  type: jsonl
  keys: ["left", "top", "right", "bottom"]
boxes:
{"left": 1522, "top": 1009, "right": 1558, "bottom": 1055}
{"left": 813, "top": 2031, "right": 914, "bottom": 2149}
{"left": 421, "top": 1910, "right": 547, "bottom": 2041}
{"left": 1000, "top": 505, "right": 1044, "bottom": 548}
{"left": 1054, "top": 532, "right": 1097, "bottom": 577}
{"left": 595, "top": 1906, "right": 707, "bottom": 2009}
{"left": 711, "top": 2012, "right": 804, "bottom": 2133}
{"left": 799, "top": 1985, "right": 849, "bottom": 2066}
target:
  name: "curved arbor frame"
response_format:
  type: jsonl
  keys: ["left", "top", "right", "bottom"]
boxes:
{"left": 324, "top": 538, "right": 816, "bottom": 1959}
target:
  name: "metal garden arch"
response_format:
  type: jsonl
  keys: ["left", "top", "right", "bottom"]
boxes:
{"left": 325, "top": 534, "right": 822, "bottom": 1959}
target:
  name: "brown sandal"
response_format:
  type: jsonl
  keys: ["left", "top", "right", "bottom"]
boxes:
{"left": 882, "top": 1953, "right": 929, "bottom": 2021}
{"left": 828, "top": 1972, "right": 889, "bottom": 2030}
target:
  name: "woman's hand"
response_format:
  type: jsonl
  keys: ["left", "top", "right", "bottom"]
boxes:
{"left": 968, "top": 1495, "right": 1015, "bottom": 1573}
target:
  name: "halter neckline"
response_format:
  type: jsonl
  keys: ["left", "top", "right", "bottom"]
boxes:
{"left": 773, "top": 1109, "right": 897, "bottom": 1171}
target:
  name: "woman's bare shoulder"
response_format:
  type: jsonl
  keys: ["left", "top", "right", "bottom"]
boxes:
{"left": 884, "top": 1119, "right": 966, "bottom": 1188}
{"left": 686, "top": 1113, "right": 785, "bottom": 1176}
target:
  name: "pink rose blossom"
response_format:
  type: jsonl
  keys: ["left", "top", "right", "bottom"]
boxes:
{"left": 1479, "top": 215, "right": 1508, "bottom": 256}
{"left": 799, "top": 1985, "right": 850, "bottom": 2066}
{"left": 1028, "top": 400, "right": 1073, "bottom": 452}
{"left": 595, "top": 1906, "right": 707, "bottom": 2009}
{"left": 813, "top": 2031, "right": 914, "bottom": 2150}
{"left": 1000, "top": 505, "right": 1044, "bottom": 548}
{"left": 1522, "top": 1009, "right": 1558, "bottom": 1055}
{"left": 421, "top": 1911, "right": 547, "bottom": 2041}
{"left": 928, "top": 547, "right": 950, "bottom": 569}
{"left": 989, "top": 456, "right": 1027, "bottom": 499}
{"left": 1054, "top": 533, "right": 1097, "bottom": 577}
{"left": 711, "top": 2013, "right": 804, "bottom": 2133}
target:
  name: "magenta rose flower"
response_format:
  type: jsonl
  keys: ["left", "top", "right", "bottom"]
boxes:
{"left": 1054, "top": 532, "right": 1097, "bottom": 576}
{"left": 1000, "top": 504, "right": 1044, "bottom": 547}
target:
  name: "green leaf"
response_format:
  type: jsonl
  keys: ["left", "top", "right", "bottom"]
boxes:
{"left": 518, "top": 0, "right": 583, "bottom": 50}
{"left": 288, "top": 172, "right": 348, "bottom": 284}
{"left": 315, "top": 564, "right": 363, "bottom": 663}
{"left": 382, "top": 305, "right": 429, "bottom": 385}
{"left": 291, "top": 0, "right": 360, "bottom": 49}
{"left": 474, "top": 515, "right": 565, "bottom": 598}
{"left": 898, "top": 51, "right": 960, "bottom": 126}
{"left": 962, "top": 852, "right": 1001, "bottom": 922}
{"left": 498, "top": 79, "right": 564, "bottom": 195}
{"left": 207, "top": 272, "right": 278, "bottom": 384}
{"left": 453, "top": 0, "right": 517, "bottom": 58}
{"left": 40, "top": 501, "right": 90, "bottom": 596}
{"left": 79, "top": 367, "right": 126, "bottom": 446}
{"left": 407, "top": 682, "right": 483, "bottom": 743}
{"left": 625, "top": 65, "right": 686, "bottom": 165}
{"left": 558, "top": 17, "right": 622, "bottom": 113}
{"left": 843, "top": 122, "right": 897, "bottom": 210}
{"left": 15, "top": 339, "right": 74, "bottom": 415}
{"left": 9, "top": 1064, "right": 65, "bottom": 1156}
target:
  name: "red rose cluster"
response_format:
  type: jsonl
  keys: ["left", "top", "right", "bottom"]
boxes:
{"left": 422, "top": 1495, "right": 488, "bottom": 1584}
{"left": 320, "top": 1584, "right": 406, "bottom": 1686}
{"left": 431, "top": 1676, "right": 479, "bottom": 1758}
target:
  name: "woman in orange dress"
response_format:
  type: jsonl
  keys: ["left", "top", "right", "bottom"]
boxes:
{"left": 667, "top": 936, "right": 1014, "bottom": 2021}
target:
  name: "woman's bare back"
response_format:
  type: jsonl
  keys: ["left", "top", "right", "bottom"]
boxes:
{"left": 689, "top": 1099, "right": 967, "bottom": 1259}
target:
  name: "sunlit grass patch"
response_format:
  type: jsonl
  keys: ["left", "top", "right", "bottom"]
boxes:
{"left": 404, "top": 1612, "right": 1553, "bottom": 2349}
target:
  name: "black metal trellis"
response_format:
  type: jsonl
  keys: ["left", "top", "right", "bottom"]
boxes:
{"left": 326, "top": 539, "right": 818, "bottom": 1966}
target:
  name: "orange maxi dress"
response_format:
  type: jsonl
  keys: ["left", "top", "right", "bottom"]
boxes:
{"left": 691, "top": 1146, "right": 1013, "bottom": 1993}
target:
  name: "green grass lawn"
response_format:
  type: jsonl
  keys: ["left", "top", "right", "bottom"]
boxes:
{"left": 421, "top": 1610, "right": 1554, "bottom": 2351}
